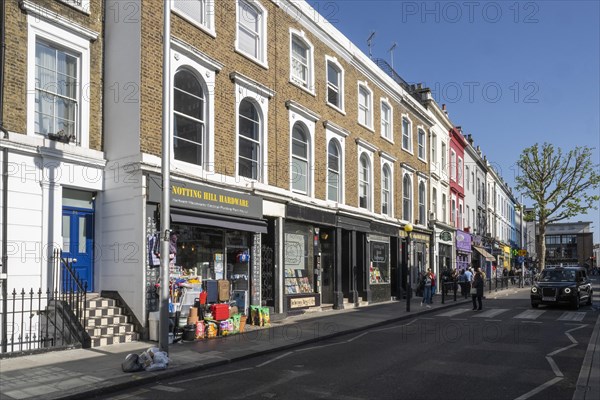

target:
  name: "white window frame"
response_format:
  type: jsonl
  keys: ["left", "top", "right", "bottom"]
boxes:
{"left": 418, "top": 180, "right": 426, "bottom": 225}
{"left": 401, "top": 115, "right": 413, "bottom": 153}
{"left": 287, "top": 101, "right": 317, "bottom": 197}
{"left": 442, "top": 193, "right": 447, "bottom": 223}
{"left": 357, "top": 82, "right": 373, "bottom": 131}
{"left": 380, "top": 99, "right": 393, "bottom": 142}
{"left": 402, "top": 170, "right": 414, "bottom": 222}
{"left": 172, "top": 0, "right": 215, "bottom": 37}
{"left": 170, "top": 40, "right": 219, "bottom": 176}
{"left": 458, "top": 156, "right": 463, "bottom": 187}
{"left": 465, "top": 165, "right": 470, "bottom": 189}
{"left": 441, "top": 142, "right": 447, "bottom": 178}
{"left": 358, "top": 152, "right": 373, "bottom": 211}
{"left": 232, "top": 73, "right": 273, "bottom": 184}
{"left": 325, "top": 122, "right": 347, "bottom": 204}
{"left": 327, "top": 138, "right": 342, "bottom": 203}
{"left": 57, "top": 0, "right": 90, "bottom": 14}
{"left": 235, "top": 0, "right": 267, "bottom": 67}
{"left": 380, "top": 160, "right": 394, "bottom": 217}
{"left": 450, "top": 149, "right": 457, "bottom": 181}
{"left": 431, "top": 186, "right": 438, "bottom": 220}
{"left": 325, "top": 56, "right": 345, "bottom": 113}
{"left": 289, "top": 29, "right": 314, "bottom": 95}
{"left": 451, "top": 195, "right": 456, "bottom": 224}
{"left": 27, "top": 15, "right": 91, "bottom": 148}
{"left": 417, "top": 127, "right": 426, "bottom": 161}
{"left": 431, "top": 132, "right": 437, "bottom": 172}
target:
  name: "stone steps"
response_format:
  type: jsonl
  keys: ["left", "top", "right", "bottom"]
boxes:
{"left": 83, "top": 294, "right": 139, "bottom": 348}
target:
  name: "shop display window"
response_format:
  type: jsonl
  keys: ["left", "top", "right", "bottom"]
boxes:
{"left": 369, "top": 239, "right": 390, "bottom": 284}
{"left": 284, "top": 223, "right": 314, "bottom": 294}
{"left": 175, "top": 225, "right": 224, "bottom": 280}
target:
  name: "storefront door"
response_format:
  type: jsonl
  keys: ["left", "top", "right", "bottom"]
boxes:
{"left": 320, "top": 230, "right": 335, "bottom": 304}
{"left": 62, "top": 207, "right": 95, "bottom": 292}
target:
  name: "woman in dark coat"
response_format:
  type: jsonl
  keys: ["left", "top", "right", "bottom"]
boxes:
{"left": 472, "top": 268, "right": 485, "bottom": 311}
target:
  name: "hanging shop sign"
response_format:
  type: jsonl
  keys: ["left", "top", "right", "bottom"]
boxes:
{"left": 439, "top": 231, "right": 452, "bottom": 241}
{"left": 456, "top": 230, "right": 472, "bottom": 253}
{"left": 148, "top": 175, "right": 262, "bottom": 219}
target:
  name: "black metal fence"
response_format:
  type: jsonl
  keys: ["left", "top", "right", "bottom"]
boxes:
{"left": 0, "top": 249, "right": 88, "bottom": 357}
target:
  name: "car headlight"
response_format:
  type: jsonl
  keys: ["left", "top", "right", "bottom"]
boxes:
{"left": 531, "top": 287, "right": 538, "bottom": 293}
{"left": 564, "top": 288, "right": 572, "bottom": 294}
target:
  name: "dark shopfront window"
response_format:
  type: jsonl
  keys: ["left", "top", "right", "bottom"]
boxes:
{"left": 370, "top": 240, "right": 390, "bottom": 284}
{"left": 284, "top": 223, "right": 314, "bottom": 294}
{"left": 173, "top": 224, "right": 249, "bottom": 280}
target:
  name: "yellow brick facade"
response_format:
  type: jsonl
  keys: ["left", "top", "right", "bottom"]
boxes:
{"left": 1, "top": 0, "right": 104, "bottom": 151}
{"left": 136, "top": 0, "right": 430, "bottom": 220}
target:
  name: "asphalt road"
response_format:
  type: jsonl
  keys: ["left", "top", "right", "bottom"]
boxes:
{"left": 97, "top": 290, "right": 598, "bottom": 400}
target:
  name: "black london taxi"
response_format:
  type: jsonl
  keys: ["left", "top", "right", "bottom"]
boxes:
{"left": 530, "top": 266, "right": 593, "bottom": 309}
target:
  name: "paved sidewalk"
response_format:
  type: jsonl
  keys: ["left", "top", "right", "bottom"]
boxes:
{"left": 0, "top": 286, "right": 594, "bottom": 400}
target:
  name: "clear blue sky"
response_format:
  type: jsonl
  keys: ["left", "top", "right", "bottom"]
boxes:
{"left": 308, "top": 0, "right": 600, "bottom": 243}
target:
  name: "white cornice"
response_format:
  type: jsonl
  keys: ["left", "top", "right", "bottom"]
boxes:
{"left": 401, "top": 163, "right": 416, "bottom": 174}
{"left": 285, "top": 100, "right": 320, "bottom": 122}
{"left": 417, "top": 171, "right": 429, "bottom": 180}
{"left": 323, "top": 121, "right": 349, "bottom": 138}
{"left": 171, "top": 37, "right": 224, "bottom": 72}
{"left": 355, "top": 138, "right": 378, "bottom": 153}
{"left": 20, "top": 0, "right": 99, "bottom": 41}
{"left": 230, "top": 72, "right": 276, "bottom": 99}
{"left": 379, "top": 150, "right": 397, "bottom": 163}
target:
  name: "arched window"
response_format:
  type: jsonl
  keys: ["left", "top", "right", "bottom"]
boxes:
{"left": 291, "top": 123, "right": 309, "bottom": 193}
{"left": 173, "top": 69, "right": 205, "bottom": 165}
{"left": 358, "top": 154, "right": 371, "bottom": 209}
{"left": 403, "top": 174, "right": 412, "bottom": 221}
{"left": 381, "top": 165, "right": 391, "bottom": 216}
{"left": 238, "top": 99, "right": 260, "bottom": 180}
{"left": 327, "top": 139, "right": 341, "bottom": 202}
{"left": 418, "top": 182, "right": 426, "bottom": 224}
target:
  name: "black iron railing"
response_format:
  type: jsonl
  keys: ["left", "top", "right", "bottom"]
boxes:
{"left": 0, "top": 250, "right": 88, "bottom": 357}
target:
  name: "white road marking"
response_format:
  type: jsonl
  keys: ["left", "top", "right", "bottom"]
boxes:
{"left": 472, "top": 308, "right": 509, "bottom": 318}
{"left": 545, "top": 356, "right": 563, "bottom": 377}
{"left": 171, "top": 368, "right": 253, "bottom": 384}
{"left": 436, "top": 308, "right": 472, "bottom": 317}
{"left": 150, "top": 385, "right": 185, "bottom": 393}
{"left": 513, "top": 310, "right": 545, "bottom": 320}
{"left": 256, "top": 352, "right": 294, "bottom": 367}
{"left": 557, "top": 312, "right": 586, "bottom": 322}
{"left": 514, "top": 377, "right": 563, "bottom": 400}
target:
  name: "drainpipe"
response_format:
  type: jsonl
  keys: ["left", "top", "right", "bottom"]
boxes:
{"left": 1, "top": 0, "right": 9, "bottom": 353}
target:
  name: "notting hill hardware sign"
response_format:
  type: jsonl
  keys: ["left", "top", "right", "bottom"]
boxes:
{"left": 147, "top": 175, "right": 263, "bottom": 219}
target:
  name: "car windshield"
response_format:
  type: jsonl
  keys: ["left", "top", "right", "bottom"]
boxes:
{"left": 539, "top": 269, "right": 576, "bottom": 282}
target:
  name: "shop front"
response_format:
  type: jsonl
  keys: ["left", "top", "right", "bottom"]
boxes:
{"left": 455, "top": 230, "right": 472, "bottom": 272}
{"left": 146, "top": 176, "right": 266, "bottom": 332}
{"left": 472, "top": 235, "right": 495, "bottom": 274}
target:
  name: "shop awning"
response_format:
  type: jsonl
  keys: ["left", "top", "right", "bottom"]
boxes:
{"left": 171, "top": 209, "right": 268, "bottom": 234}
{"left": 473, "top": 246, "right": 495, "bottom": 261}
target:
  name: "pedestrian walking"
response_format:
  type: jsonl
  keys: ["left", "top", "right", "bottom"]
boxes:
{"left": 421, "top": 269, "right": 434, "bottom": 308}
{"left": 464, "top": 267, "right": 473, "bottom": 299}
{"left": 429, "top": 268, "right": 436, "bottom": 303}
{"left": 472, "top": 268, "right": 484, "bottom": 311}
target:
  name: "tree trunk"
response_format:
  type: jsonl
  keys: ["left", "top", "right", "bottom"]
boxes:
{"left": 537, "top": 221, "right": 546, "bottom": 270}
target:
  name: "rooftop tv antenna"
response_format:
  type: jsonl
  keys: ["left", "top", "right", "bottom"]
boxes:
{"left": 388, "top": 42, "right": 397, "bottom": 69}
{"left": 367, "top": 31, "right": 376, "bottom": 58}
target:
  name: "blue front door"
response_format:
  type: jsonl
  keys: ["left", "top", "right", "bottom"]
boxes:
{"left": 62, "top": 208, "right": 94, "bottom": 292}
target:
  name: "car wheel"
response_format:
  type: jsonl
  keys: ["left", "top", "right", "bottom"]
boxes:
{"left": 587, "top": 290, "right": 593, "bottom": 305}
{"left": 531, "top": 302, "right": 539, "bottom": 308}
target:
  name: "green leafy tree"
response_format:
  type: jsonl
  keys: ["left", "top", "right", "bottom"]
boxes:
{"left": 515, "top": 143, "right": 600, "bottom": 269}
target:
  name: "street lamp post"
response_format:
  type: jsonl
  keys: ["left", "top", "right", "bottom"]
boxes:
{"left": 404, "top": 223, "right": 413, "bottom": 312}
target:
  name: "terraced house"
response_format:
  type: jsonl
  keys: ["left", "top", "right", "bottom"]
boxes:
{"left": 1, "top": 0, "right": 524, "bottom": 354}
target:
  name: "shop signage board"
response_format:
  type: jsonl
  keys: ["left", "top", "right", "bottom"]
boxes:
{"left": 147, "top": 175, "right": 262, "bottom": 219}
{"left": 290, "top": 296, "right": 316, "bottom": 308}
